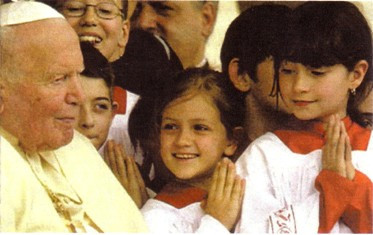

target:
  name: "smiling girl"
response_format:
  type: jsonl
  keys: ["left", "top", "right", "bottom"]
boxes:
{"left": 235, "top": 2, "right": 373, "bottom": 233}
{"left": 129, "top": 68, "right": 246, "bottom": 232}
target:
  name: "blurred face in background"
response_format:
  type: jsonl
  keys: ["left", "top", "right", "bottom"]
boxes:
{"left": 57, "top": 0, "right": 129, "bottom": 62}
{"left": 132, "top": 1, "right": 216, "bottom": 68}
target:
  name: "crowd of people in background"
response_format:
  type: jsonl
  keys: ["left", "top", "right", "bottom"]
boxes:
{"left": 1, "top": 0, "right": 372, "bottom": 233}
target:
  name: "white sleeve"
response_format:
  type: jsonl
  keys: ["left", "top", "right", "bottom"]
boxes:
{"left": 195, "top": 215, "right": 230, "bottom": 233}
{"left": 234, "top": 133, "right": 321, "bottom": 233}
{"left": 141, "top": 199, "right": 230, "bottom": 233}
{"left": 141, "top": 200, "right": 183, "bottom": 233}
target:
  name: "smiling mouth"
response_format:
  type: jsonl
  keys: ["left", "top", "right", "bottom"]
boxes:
{"left": 79, "top": 35, "right": 103, "bottom": 45}
{"left": 172, "top": 153, "right": 200, "bottom": 160}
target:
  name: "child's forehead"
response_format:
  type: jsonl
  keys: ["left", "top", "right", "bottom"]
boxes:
{"left": 165, "top": 91, "right": 215, "bottom": 110}
{"left": 81, "top": 75, "right": 111, "bottom": 93}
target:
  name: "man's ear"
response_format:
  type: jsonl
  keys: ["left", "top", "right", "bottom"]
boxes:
{"left": 112, "top": 101, "right": 119, "bottom": 118}
{"left": 201, "top": 2, "right": 217, "bottom": 38}
{"left": 349, "top": 60, "right": 369, "bottom": 90}
{"left": 228, "top": 58, "right": 252, "bottom": 92}
{"left": 118, "top": 19, "right": 130, "bottom": 48}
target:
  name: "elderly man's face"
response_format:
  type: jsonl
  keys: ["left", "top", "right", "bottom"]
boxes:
{"left": 132, "top": 1, "right": 213, "bottom": 68}
{"left": 57, "top": 0, "right": 129, "bottom": 62}
{"left": 1, "top": 19, "right": 84, "bottom": 152}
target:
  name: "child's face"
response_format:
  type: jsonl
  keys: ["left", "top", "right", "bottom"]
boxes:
{"left": 279, "top": 62, "right": 354, "bottom": 122}
{"left": 57, "top": 0, "right": 129, "bottom": 62}
{"left": 251, "top": 57, "right": 289, "bottom": 113}
{"left": 160, "top": 93, "right": 236, "bottom": 188}
{"left": 75, "top": 76, "right": 116, "bottom": 149}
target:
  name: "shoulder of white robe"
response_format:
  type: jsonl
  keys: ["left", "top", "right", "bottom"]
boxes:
{"left": 0, "top": 1, "right": 64, "bottom": 27}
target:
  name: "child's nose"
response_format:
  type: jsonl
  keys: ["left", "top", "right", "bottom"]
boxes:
{"left": 175, "top": 128, "right": 193, "bottom": 147}
{"left": 293, "top": 72, "right": 311, "bottom": 93}
{"left": 79, "top": 107, "right": 95, "bottom": 129}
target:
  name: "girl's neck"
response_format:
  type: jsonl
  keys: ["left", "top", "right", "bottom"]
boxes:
{"left": 173, "top": 176, "right": 212, "bottom": 191}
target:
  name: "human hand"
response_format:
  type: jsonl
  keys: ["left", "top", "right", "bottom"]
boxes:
{"left": 322, "top": 115, "right": 355, "bottom": 180}
{"left": 104, "top": 140, "right": 149, "bottom": 208}
{"left": 201, "top": 158, "right": 245, "bottom": 231}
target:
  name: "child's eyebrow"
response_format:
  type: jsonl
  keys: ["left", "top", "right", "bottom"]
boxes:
{"left": 162, "top": 117, "right": 177, "bottom": 121}
{"left": 94, "top": 97, "right": 111, "bottom": 102}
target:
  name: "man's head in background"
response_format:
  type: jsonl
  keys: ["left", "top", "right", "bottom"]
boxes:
{"left": 131, "top": 1, "right": 217, "bottom": 69}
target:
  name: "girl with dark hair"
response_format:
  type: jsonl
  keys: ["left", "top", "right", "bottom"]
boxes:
{"left": 236, "top": 2, "right": 372, "bottom": 233}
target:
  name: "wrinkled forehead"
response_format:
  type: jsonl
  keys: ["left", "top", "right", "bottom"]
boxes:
{"left": 10, "top": 19, "right": 78, "bottom": 51}
{"left": 8, "top": 19, "right": 82, "bottom": 71}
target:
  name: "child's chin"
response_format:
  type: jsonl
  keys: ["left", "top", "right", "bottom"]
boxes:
{"left": 293, "top": 113, "right": 315, "bottom": 121}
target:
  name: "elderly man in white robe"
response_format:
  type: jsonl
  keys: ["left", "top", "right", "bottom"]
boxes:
{"left": 0, "top": 1, "right": 147, "bottom": 232}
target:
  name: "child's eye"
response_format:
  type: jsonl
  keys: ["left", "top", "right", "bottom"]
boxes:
{"left": 310, "top": 70, "right": 325, "bottom": 76}
{"left": 95, "top": 103, "right": 109, "bottom": 111}
{"left": 193, "top": 124, "right": 209, "bottom": 131}
{"left": 280, "top": 68, "right": 295, "bottom": 75}
{"left": 162, "top": 123, "right": 178, "bottom": 130}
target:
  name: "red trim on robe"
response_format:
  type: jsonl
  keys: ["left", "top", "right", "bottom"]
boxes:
{"left": 274, "top": 117, "right": 372, "bottom": 233}
{"left": 274, "top": 117, "right": 371, "bottom": 154}
{"left": 155, "top": 183, "right": 207, "bottom": 209}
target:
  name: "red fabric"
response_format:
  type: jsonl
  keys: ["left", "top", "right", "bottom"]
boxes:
{"left": 275, "top": 117, "right": 372, "bottom": 233}
{"left": 275, "top": 117, "right": 371, "bottom": 154}
{"left": 315, "top": 170, "right": 372, "bottom": 233}
{"left": 155, "top": 183, "right": 207, "bottom": 209}
{"left": 112, "top": 86, "right": 127, "bottom": 114}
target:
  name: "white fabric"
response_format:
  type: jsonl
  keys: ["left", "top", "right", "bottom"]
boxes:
{"left": 0, "top": 1, "right": 64, "bottom": 27}
{"left": 0, "top": 129, "right": 148, "bottom": 232}
{"left": 99, "top": 91, "right": 143, "bottom": 163}
{"left": 235, "top": 132, "right": 373, "bottom": 233}
{"left": 141, "top": 199, "right": 229, "bottom": 233}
